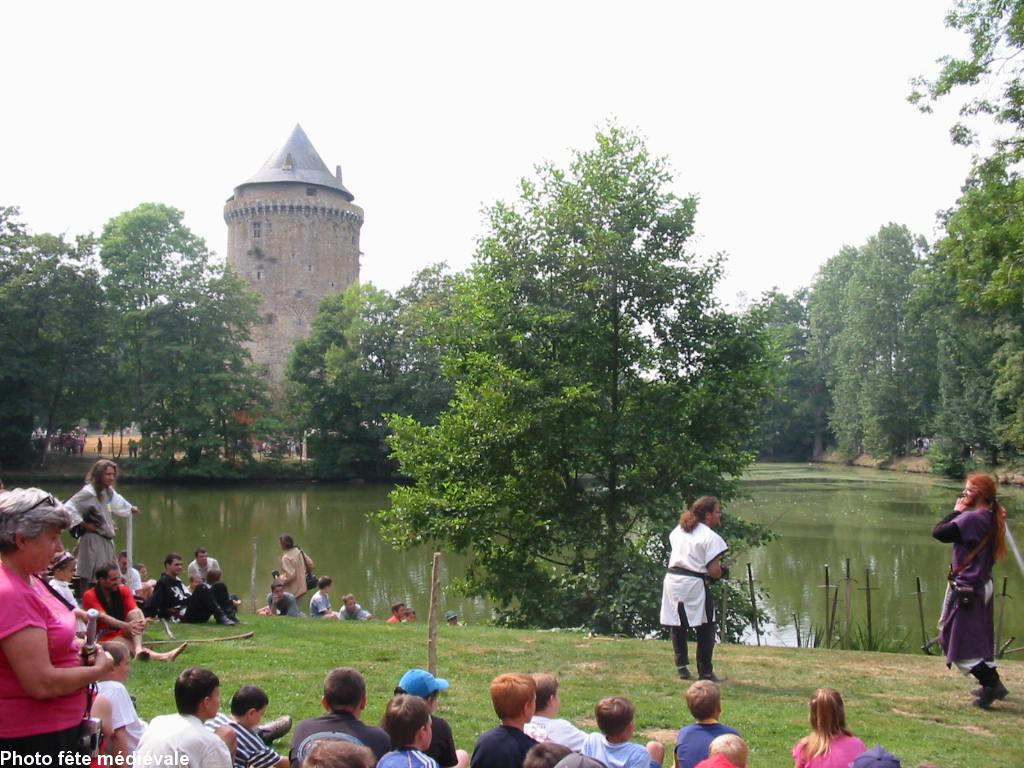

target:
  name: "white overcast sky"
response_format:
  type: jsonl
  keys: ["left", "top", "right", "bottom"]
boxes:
{"left": 1, "top": 1, "right": 977, "bottom": 305}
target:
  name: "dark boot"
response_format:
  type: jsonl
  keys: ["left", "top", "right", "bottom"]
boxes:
{"left": 215, "top": 611, "right": 237, "bottom": 626}
{"left": 971, "top": 663, "right": 1008, "bottom": 709}
{"left": 257, "top": 715, "right": 292, "bottom": 745}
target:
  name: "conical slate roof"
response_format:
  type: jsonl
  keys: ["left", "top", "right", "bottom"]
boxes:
{"left": 240, "top": 124, "right": 354, "bottom": 201}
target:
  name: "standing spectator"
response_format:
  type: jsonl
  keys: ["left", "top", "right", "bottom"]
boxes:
{"left": 97, "top": 437, "right": 103, "bottom": 455}
{"left": 791, "top": 688, "right": 866, "bottom": 768}
{"left": 278, "top": 534, "right": 312, "bottom": 600}
{"left": 64, "top": 460, "right": 140, "bottom": 591}
{"left": 290, "top": 668, "right": 391, "bottom": 764}
{"left": 0, "top": 488, "right": 112, "bottom": 758}
{"left": 135, "top": 667, "right": 232, "bottom": 768}
{"left": 189, "top": 548, "right": 221, "bottom": 584}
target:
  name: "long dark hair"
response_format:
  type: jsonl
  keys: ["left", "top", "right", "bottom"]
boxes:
{"left": 680, "top": 496, "right": 720, "bottom": 533}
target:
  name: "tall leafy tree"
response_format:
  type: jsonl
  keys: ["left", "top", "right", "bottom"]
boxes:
{"left": 99, "top": 203, "right": 264, "bottom": 473}
{"left": 378, "top": 127, "right": 772, "bottom": 635}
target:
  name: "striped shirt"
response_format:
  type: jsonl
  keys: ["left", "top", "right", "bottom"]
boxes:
{"left": 206, "top": 713, "right": 282, "bottom": 768}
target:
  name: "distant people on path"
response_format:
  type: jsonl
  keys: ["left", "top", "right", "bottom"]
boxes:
{"left": 470, "top": 673, "right": 538, "bottom": 768}
{"left": 97, "top": 437, "right": 103, "bottom": 454}
{"left": 339, "top": 593, "right": 372, "bottom": 620}
{"left": 675, "top": 681, "right": 740, "bottom": 768}
{"left": 135, "top": 667, "right": 232, "bottom": 768}
{"left": 387, "top": 601, "right": 406, "bottom": 623}
{"left": 395, "top": 668, "right": 470, "bottom": 768}
{"left": 290, "top": 667, "right": 391, "bottom": 764}
{"left": 580, "top": 696, "right": 664, "bottom": 768}
{"left": 932, "top": 472, "right": 1009, "bottom": 709}
{"left": 278, "top": 534, "right": 313, "bottom": 600}
{"left": 258, "top": 580, "right": 303, "bottom": 617}
{"left": 189, "top": 547, "right": 221, "bottom": 584}
{"left": 660, "top": 496, "right": 728, "bottom": 682}
{"left": 791, "top": 688, "right": 866, "bottom": 768}
{"left": 525, "top": 673, "right": 589, "bottom": 750}
{"left": 0, "top": 487, "right": 113, "bottom": 758}
{"left": 310, "top": 577, "right": 339, "bottom": 619}
{"left": 64, "top": 460, "right": 140, "bottom": 591}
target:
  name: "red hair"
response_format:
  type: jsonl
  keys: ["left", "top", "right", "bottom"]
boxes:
{"left": 965, "top": 473, "right": 1008, "bottom": 561}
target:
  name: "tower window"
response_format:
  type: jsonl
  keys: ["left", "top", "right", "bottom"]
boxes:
{"left": 252, "top": 222, "right": 261, "bottom": 239}
{"left": 306, "top": 187, "right": 318, "bottom": 196}
{"left": 256, "top": 270, "right": 263, "bottom": 281}
{"left": 306, "top": 264, "right": 313, "bottom": 272}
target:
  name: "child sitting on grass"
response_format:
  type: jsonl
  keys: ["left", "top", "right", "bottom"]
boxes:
{"left": 379, "top": 695, "right": 438, "bottom": 768}
{"left": 675, "top": 681, "right": 740, "bottom": 768}
{"left": 205, "top": 686, "right": 288, "bottom": 768}
{"left": 694, "top": 734, "right": 747, "bottom": 768}
{"left": 470, "top": 674, "right": 538, "bottom": 768}
{"left": 581, "top": 697, "right": 665, "bottom": 768}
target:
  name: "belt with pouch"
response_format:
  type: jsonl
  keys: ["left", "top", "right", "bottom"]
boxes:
{"left": 667, "top": 566, "right": 707, "bottom": 580}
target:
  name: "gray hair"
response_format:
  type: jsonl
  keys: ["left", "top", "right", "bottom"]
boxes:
{"left": 0, "top": 488, "right": 72, "bottom": 552}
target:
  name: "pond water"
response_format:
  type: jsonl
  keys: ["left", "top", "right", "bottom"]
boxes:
{"left": 45, "top": 463, "right": 1024, "bottom": 651}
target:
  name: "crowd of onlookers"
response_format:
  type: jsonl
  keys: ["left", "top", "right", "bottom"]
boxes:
{"left": 98, "top": 663, "right": 935, "bottom": 768}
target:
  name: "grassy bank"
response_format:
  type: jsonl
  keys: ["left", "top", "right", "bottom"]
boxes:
{"left": 127, "top": 617, "right": 1022, "bottom": 768}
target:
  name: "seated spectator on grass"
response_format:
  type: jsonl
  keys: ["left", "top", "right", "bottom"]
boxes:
{"left": 396, "top": 668, "right": 470, "bottom": 768}
{"left": 95, "top": 639, "right": 147, "bottom": 758}
{"left": 694, "top": 734, "right": 747, "bottom": 768}
{"left": 404, "top": 608, "right": 418, "bottom": 622}
{"left": 581, "top": 697, "right": 664, "bottom": 768}
{"left": 470, "top": 673, "right": 538, "bottom": 768}
{"left": 258, "top": 580, "right": 303, "bottom": 617}
{"left": 525, "top": 743, "right": 572, "bottom": 768}
{"left": 387, "top": 601, "right": 406, "bottom": 623}
{"left": 338, "top": 593, "right": 372, "bottom": 620}
{"left": 188, "top": 547, "right": 221, "bottom": 584}
{"left": 850, "top": 746, "right": 902, "bottom": 768}
{"left": 144, "top": 553, "right": 237, "bottom": 625}
{"left": 379, "top": 694, "right": 438, "bottom": 768}
{"left": 119, "top": 550, "right": 154, "bottom": 602}
{"left": 301, "top": 741, "right": 375, "bottom": 768}
{"left": 310, "top": 577, "right": 338, "bottom": 619}
{"left": 525, "top": 673, "right": 589, "bottom": 751}
{"left": 135, "top": 667, "right": 232, "bottom": 768}
{"left": 84, "top": 562, "right": 187, "bottom": 660}
{"left": 205, "top": 685, "right": 288, "bottom": 768}
{"left": 208, "top": 568, "right": 241, "bottom": 622}
{"left": 290, "top": 667, "right": 391, "bottom": 764}
{"left": 675, "top": 681, "right": 740, "bottom": 768}
{"left": 792, "top": 688, "right": 866, "bottom": 768}
{"left": 48, "top": 551, "right": 85, "bottom": 634}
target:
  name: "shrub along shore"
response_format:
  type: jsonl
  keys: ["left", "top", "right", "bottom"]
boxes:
{"left": 127, "top": 616, "right": 1023, "bottom": 768}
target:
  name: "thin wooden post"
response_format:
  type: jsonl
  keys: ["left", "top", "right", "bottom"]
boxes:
{"left": 719, "top": 579, "right": 729, "bottom": 644}
{"left": 996, "top": 577, "right": 1009, "bottom": 658}
{"left": 823, "top": 564, "right": 832, "bottom": 648}
{"left": 793, "top": 613, "right": 802, "bottom": 648}
{"left": 864, "top": 567, "right": 873, "bottom": 648}
{"left": 843, "top": 558, "right": 852, "bottom": 650}
{"left": 746, "top": 563, "right": 760, "bottom": 647}
{"left": 914, "top": 576, "right": 929, "bottom": 651}
{"left": 249, "top": 539, "right": 258, "bottom": 616}
{"left": 828, "top": 586, "right": 839, "bottom": 645}
{"left": 427, "top": 553, "right": 442, "bottom": 675}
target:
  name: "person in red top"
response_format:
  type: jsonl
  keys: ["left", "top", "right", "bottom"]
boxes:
{"left": 387, "top": 601, "right": 406, "bottom": 624}
{"left": 83, "top": 562, "right": 185, "bottom": 662}
{"left": 694, "top": 734, "right": 747, "bottom": 768}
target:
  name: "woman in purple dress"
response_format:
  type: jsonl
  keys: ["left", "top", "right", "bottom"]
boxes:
{"left": 932, "top": 472, "right": 1009, "bottom": 709}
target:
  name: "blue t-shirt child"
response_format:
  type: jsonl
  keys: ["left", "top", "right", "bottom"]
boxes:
{"left": 675, "top": 723, "right": 740, "bottom": 768}
{"left": 378, "top": 748, "right": 439, "bottom": 768}
{"left": 582, "top": 732, "right": 657, "bottom": 768}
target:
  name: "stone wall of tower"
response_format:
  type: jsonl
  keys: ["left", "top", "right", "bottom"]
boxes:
{"left": 224, "top": 182, "right": 363, "bottom": 386}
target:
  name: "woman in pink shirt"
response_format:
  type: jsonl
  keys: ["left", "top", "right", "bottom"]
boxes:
{"left": 791, "top": 688, "right": 866, "bottom": 768}
{"left": 0, "top": 488, "right": 112, "bottom": 757}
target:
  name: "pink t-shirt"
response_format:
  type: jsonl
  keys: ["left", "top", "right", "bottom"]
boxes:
{"left": 792, "top": 734, "right": 867, "bottom": 768}
{"left": 0, "top": 564, "right": 87, "bottom": 737}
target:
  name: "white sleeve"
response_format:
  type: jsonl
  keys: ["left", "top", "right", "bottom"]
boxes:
{"left": 105, "top": 685, "right": 137, "bottom": 731}
{"left": 704, "top": 530, "right": 728, "bottom": 566}
{"left": 109, "top": 490, "right": 135, "bottom": 518}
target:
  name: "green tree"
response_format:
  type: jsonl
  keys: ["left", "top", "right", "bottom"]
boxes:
{"left": 287, "top": 265, "right": 457, "bottom": 479}
{"left": 378, "top": 127, "right": 772, "bottom": 636}
{"left": 99, "top": 203, "right": 265, "bottom": 473}
{"left": 0, "top": 207, "right": 106, "bottom": 468}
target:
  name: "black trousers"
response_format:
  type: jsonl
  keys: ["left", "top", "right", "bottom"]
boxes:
{"left": 671, "top": 583, "right": 716, "bottom": 678}
{"left": 182, "top": 584, "right": 222, "bottom": 623}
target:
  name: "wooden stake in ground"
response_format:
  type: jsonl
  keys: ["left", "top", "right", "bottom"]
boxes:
{"left": 250, "top": 539, "right": 258, "bottom": 616}
{"left": 427, "top": 552, "right": 442, "bottom": 676}
{"left": 746, "top": 563, "right": 760, "bottom": 646}
{"left": 823, "top": 564, "right": 832, "bottom": 648}
{"left": 843, "top": 558, "right": 852, "bottom": 650}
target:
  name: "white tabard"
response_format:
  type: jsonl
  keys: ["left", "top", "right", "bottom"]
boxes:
{"left": 659, "top": 522, "right": 728, "bottom": 627}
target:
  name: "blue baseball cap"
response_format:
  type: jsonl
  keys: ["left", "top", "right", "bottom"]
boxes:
{"left": 398, "top": 668, "right": 450, "bottom": 698}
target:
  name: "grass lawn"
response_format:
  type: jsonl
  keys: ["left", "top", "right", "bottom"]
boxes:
{"left": 128, "top": 618, "right": 1022, "bottom": 768}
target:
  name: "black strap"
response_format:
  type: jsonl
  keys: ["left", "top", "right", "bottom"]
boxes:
{"left": 35, "top": 574, "right": 77, "bottom": 611}
{"left": 949, "top": 511, "right": 996, "bottom": 579}
{"left": 667, "top": 566, "right": 706, "bottom": 579}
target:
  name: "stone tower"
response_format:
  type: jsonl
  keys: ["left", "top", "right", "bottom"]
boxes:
{"left": 224, "top": 124, "right": 363, "bottom": 386}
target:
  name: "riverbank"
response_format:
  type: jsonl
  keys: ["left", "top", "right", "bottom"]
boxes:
{"left": 816, "top": 451, "right": 1024, "bottom": 486}
{"left": 129, "top": 617, "right": 1021, "bottom": 768}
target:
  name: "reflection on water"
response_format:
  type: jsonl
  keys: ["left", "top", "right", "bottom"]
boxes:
{"left": 46, "top": 464, "right": 1023, "bottom": 646}
{"left": 729, "top": 464, "right": 1023, "bottom": 650}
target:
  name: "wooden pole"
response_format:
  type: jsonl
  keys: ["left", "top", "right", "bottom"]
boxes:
{"left": 719, "top": 579, "right": 729, "bottom": 644}
{"left": 915, "top": 576, "right": 929, "bottom": 651}
{"left": 995, "top": 577, "right": 1009, "bottom": 658}
{"left": 828, "top": 586, "right": 839, "bottom": 645}
{"left": 427, "top": 553, "right": 442, "bottom": 675}
{"left": 864, "top": 567, "right": 873, "bottom": 648}
{"left": 793, "top": 613, "right": 802, "bottom": 648}
{"left": 250, "top": 539, "right": 258, "bottom": 616}
{"left": 823, "top": 564, "right": 831, "bottom": 648}
{"left": 746, "top": 563, "right": 760, "bottom": 647}
{"left": 126, "top": 514, "right": 134, "bottom": 582}
{"left": 843, "top": 558, "right": 852, "bottom": 650}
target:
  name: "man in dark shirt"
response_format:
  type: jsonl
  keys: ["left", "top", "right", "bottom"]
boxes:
{"left": 290, "top": 668, "right": 391, "bottom": 765}
{"left": 143, "top": 553, "right": 235, "bottom": 625}
{"left": 471, "top": 674, "right": 538, "bottom": 768}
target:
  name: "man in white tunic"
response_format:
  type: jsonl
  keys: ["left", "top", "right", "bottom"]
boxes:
{"left": 660, "top": 496, "right": 728, "bottom": 682}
